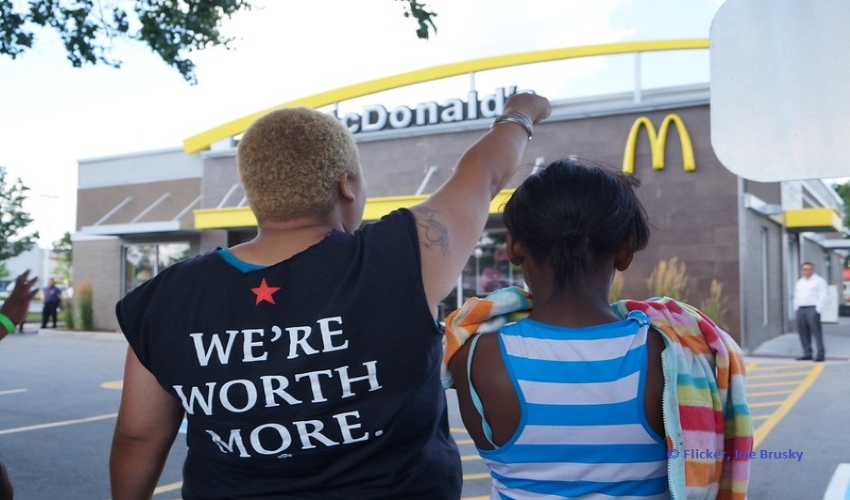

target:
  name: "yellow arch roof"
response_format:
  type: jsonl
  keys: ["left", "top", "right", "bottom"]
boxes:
{"left": 193, "top": 190, "right": 517, "bottom": 229}
{"left": 183, "top": 38, "right": 709, "bottom": 154}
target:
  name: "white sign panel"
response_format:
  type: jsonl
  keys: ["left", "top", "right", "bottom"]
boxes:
{"left": 710, "top": 0, "right": 850, "bottom": 181}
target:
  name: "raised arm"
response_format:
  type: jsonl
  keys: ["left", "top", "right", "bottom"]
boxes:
{"left": 110, "top": 347, "right": 183, "bottom": 500}
{"left": 412, "top": 93, "right": 551, "bottom": 316}
{"left": 0, "top": 271, "right": 38, "bottom": 340}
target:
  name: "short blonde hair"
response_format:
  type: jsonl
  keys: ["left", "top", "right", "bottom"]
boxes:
{"left": 237, "top": 107, "right": 360, "bottom": 222}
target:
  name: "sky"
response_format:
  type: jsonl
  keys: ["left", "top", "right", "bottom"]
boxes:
{"left": 0, "top": 0, "right": 729, "bottom": 247}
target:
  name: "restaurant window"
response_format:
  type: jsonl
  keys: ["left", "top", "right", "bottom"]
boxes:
{"left": 122, "top": 242, "right": 191, "bottom": 294}
{"left": 438, "top": 230, "right": 525, "bottom": 321}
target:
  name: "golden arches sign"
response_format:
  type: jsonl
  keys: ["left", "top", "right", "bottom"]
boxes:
{"left": 622, "top": 114, "right": 696, "bottom": 175}
{"left": 183, "top": 39, "right": 709, "bottom": 154}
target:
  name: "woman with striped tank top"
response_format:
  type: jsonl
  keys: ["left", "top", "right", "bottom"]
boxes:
{"left": 447, "top": 158, "right": 751, "bottom": 499}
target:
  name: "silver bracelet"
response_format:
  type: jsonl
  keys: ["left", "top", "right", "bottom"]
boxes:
{"left": 491, "top": 113, "right": 533, "bottom": 141}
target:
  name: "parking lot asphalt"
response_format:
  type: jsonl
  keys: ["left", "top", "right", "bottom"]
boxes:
{"left": 1, "top": 315, "right": 848, "bottom": 499}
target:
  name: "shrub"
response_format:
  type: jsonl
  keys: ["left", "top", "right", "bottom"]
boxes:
{"left": 700, "top": 279, "right": 729, "bottom": 330}
{"left": 61, "top": 297, "right": 75, "bottom": 330}
{"left": 647, "top": 257, "right": 689, "bottom": 301}
{"left": 77, "top": 280, "right": 94, "bottom": 331}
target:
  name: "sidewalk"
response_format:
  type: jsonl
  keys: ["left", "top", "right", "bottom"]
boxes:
{"left": 36, "top": 328, "right": 124, "bottom": 341}
{"left": 749, "top": 315, "right": 850, "bottom": 360}
{"left": 16, "top": 315, "right": 850, "bottom": 359}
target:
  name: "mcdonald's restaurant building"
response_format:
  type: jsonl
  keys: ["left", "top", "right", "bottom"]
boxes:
{"left": 72, "top": 45, "right": 848, "bottom": 352}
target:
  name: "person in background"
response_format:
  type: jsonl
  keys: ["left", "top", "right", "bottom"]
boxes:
{"left": 445, "top": 158, "right": 751, "bottom": 499}
{"left": 40, "top": 278, "right": 62, "bottom": 329}
{"left": 110, "top": 93, "right": 551, "bottom": 499}
{"left": 0, "top": 270, "right": 39, "bottom": 500}
{"left": 793, "top": 262, "right": 828, "bottom": 362}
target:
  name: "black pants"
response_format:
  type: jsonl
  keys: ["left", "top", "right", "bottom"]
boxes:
{"left": 796, "top": 306, "right": 825, "bottom": 359}
{"left": 41, "top": 301, "right": 59, "bottom": 328}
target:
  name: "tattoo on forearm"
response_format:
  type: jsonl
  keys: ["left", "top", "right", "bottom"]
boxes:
{"left": 412, "top": 206, "right": 450, "bottom": 256}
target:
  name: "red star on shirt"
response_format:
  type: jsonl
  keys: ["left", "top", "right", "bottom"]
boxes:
{"left": 251, "top": 278, "right": 281, "bottom": 305}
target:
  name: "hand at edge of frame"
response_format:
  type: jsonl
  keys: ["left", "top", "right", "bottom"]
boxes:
{"left": 1, "top": 270, "right": 39, "bottom": 326}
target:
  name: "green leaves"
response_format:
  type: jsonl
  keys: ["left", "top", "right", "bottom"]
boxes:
{"left": 0, "top": 170, "right": 38, "bottom": 262}
{"left": 0, "top": 0, "right": 34, "bottom": 57}
{"left": 835, "top": 181, "right": 850, "bottom": 229}
{"left": 52, "top": 231, "right": 73, "bottom": 285}
{"left": 0, "top": 0, "right": 252, "bottom": 83}
{"left": 133, "top": 0, "right": 250, "bottom": 84}
{"left": 834, "top": 181, "right": 850, "bottom": 266}
{"left": 0, "top": 1, "right": 438, "bottom": 83}
{"left": 398, "top": 0, "right": 437, "bottom": 40}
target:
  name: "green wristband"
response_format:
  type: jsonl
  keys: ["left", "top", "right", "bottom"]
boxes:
{"left": 0, "top": 313, "right": 15, "bottom": 333}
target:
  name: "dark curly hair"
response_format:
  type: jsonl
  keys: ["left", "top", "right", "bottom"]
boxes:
{"left": 503, "top": 157, "right": 650, "bottom": 297}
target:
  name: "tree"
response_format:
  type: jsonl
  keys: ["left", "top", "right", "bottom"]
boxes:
{"left": 0, "top": 169, "right": 38, "bottom": 262}
{"left": 0, "top": 0, "right": 437, "bottom": 84}
{"left": 835, "top": 181, "right": 850, "bottom": 229}
{"left": 835, "top": 180, "right": 850, "bottom": 267}
{"left": 399, "top": 0, "right": 437, "bottom": 40}
{"left": 52, "top": 231, "right": 73, "bottom": 285}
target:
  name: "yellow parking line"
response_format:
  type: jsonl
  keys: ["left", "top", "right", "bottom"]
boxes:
{"left": 456, "top": 438, "right": 474, "bottom": 445}
{"left": 747, "top": 380, "right": 805, "bottom": 389}
{"left": 748, "top": 363, "right": 813, "bottom": 372}
{"left": 0, "top": 412, "right": 117, "bottom": 435}
{"left": 462, "top": 496, "right": 490, "bottom": 500}
{"left": 753, "top": 364, "right": 824, "bottom": 449}
{"left": 749, "top": 401, "right": 782, "bottom": 408}
{"left": 751, "top": 415, "right": 770, "bottom": 421}
{"left": 451, "top": 427, "right": 468, "bottom": 434}
{"left": 747, "top": 389, "right": 794, "bottom": 397}
{"left": 463, "top": 473, "right": 490, "bottom": 480}
{"left": 747, "top": 371, "right": 812, "bottom": 380}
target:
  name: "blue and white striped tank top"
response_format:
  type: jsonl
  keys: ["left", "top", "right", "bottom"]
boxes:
{"left": 470, "top": 310, "right": 668, "bottom": 500}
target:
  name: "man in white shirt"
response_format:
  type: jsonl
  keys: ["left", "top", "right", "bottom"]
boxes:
{"left": 793, "top": 262, "right": 828, "bottom": 362}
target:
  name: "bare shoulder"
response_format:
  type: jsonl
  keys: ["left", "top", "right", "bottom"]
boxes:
{"left": 471, "top": 333, "right": 519, "bottom": 447}
{"left": 449, "top": 332, "right": 518, "bottom": 449}
{"left": 448, "top": 333, "right": 501, "bottom": 378}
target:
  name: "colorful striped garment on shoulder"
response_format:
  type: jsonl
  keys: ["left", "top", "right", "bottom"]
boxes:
{"left": 444, "top": 287, "right": 752, "bottom": 500}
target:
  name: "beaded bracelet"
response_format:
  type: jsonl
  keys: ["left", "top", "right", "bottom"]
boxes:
{"left": 0, "top": 313, "right": 16, "bottom": 334}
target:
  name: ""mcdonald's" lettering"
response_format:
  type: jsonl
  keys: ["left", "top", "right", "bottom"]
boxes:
{"left": 622, "top": 114, "right": 696, "bottom": 174}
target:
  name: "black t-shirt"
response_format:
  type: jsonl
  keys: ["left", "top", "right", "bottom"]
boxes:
{"left": 116, "top": 209, "right": 461, "bottom": 499}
